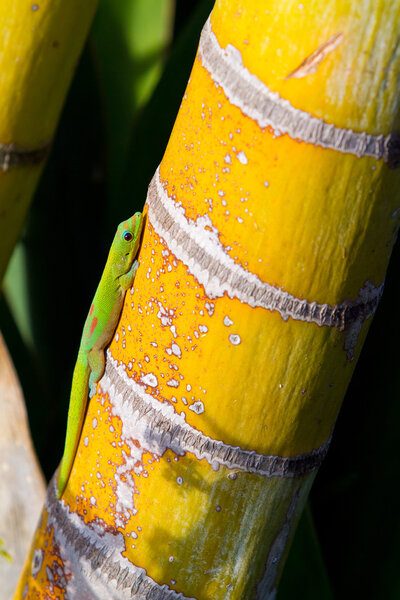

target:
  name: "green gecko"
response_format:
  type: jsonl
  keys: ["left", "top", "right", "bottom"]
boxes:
{"left": 57, "top": 212, "right": 143, "bottom": 498}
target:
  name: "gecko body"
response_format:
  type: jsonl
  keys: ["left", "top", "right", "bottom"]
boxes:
{"left": 57, "top": 212, "right": 143, "bottom": 498}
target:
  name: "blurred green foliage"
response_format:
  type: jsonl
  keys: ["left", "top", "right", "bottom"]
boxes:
{"left": 1, "top": 1, "right": 399, "bottom": 598}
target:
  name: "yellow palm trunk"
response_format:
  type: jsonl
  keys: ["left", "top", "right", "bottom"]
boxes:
{"left": 15, "top": 1, "right": 400, "bottom": 598}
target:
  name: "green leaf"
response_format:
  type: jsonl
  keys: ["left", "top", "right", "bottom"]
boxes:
{"left": 91, "top": 0, "right": 175, "bottom": 206}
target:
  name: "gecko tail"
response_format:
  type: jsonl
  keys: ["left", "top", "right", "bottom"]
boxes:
{"left": 57, "top": 360, "right": 90, "bottom": 499}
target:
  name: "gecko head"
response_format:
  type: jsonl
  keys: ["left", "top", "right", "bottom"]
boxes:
{"left": 112, "top": 212, "right": 143, "bottom": 277}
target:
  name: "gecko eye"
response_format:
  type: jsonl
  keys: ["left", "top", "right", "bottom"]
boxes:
{"left": 123, "top": 231, "right": 133, "bottom": 242}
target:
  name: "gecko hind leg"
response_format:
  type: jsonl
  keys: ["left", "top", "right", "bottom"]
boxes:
{"left": 87, "top": 348, "right": 105, "bottom": 398}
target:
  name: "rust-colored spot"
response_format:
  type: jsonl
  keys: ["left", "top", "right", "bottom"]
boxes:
{"left": 89, "top": 316, "right": 98, "bottom": 338}
{"left": 89, "top": 303, "right": 94, "bottom": 316}
{"left": 285, "top": 33, "right": 343, "bottom": 80}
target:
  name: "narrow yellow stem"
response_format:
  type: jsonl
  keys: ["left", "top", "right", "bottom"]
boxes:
{"left": 0, "top": 0, "right": 99, "bottom": 281}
